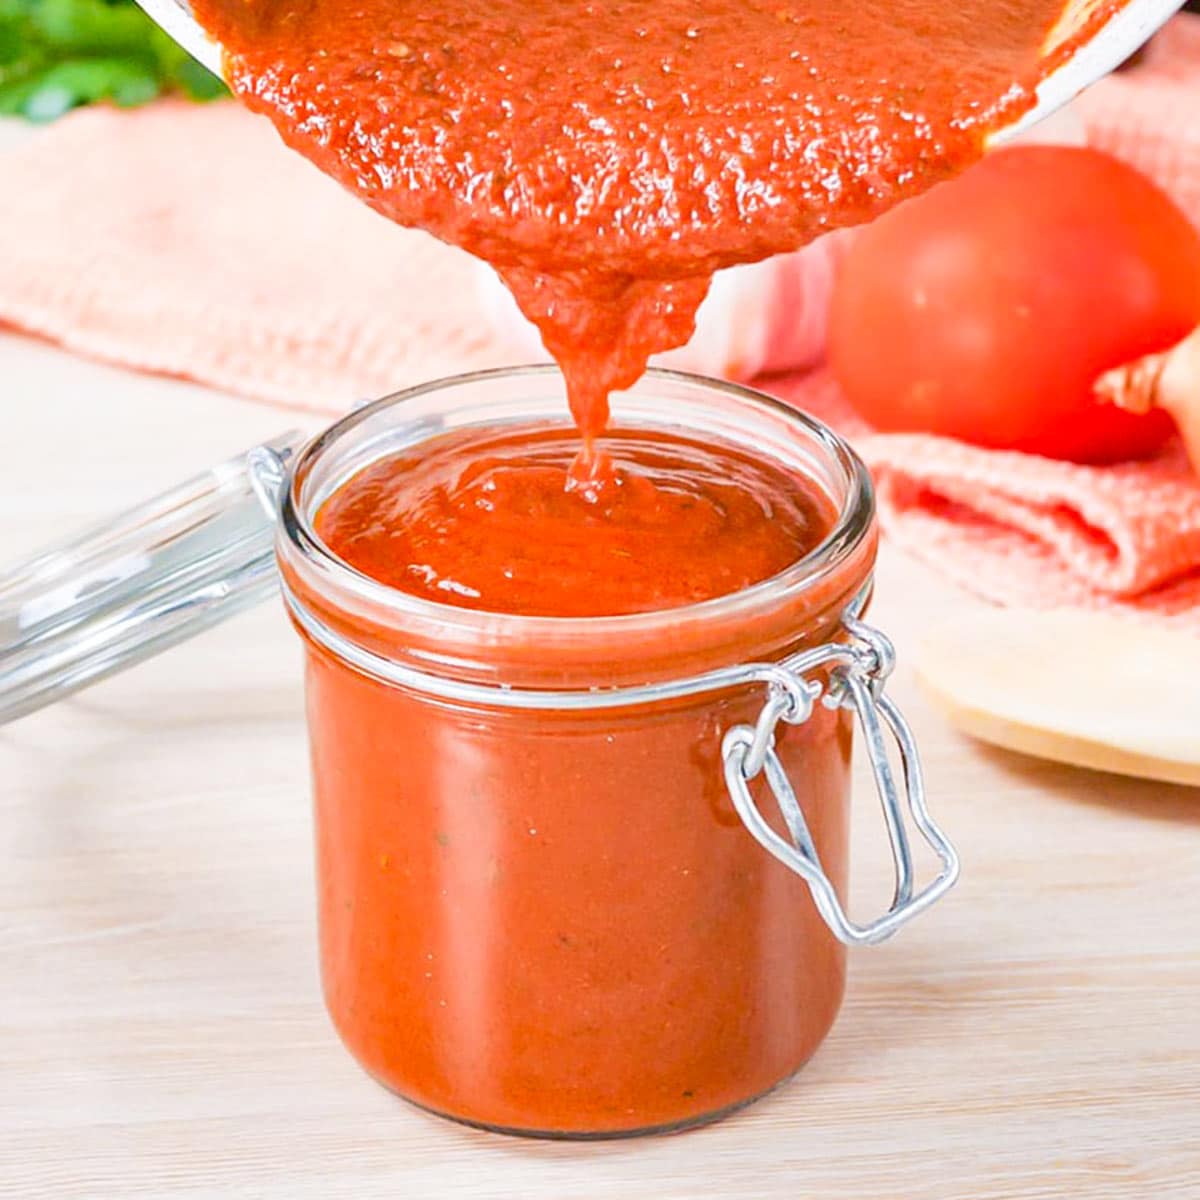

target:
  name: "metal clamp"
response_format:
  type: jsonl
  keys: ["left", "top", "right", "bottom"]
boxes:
{"left": 279, "top": 567, "right": 960, "bottom": 948}
{"left": 722, "top": 618, "right": 960, "bottom": 947}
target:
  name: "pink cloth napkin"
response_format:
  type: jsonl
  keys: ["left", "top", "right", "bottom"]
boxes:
{"left": 0, "top": 15, "right": 1198, "bottom": 626}
{"left": 0, "top": 104, "right": 515, "bottom": 407}
{"left": 767, "top": 371, "right": 1200, "bottom": 629}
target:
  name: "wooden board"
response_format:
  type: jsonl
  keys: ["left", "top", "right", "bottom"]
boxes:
{"left": 916, "top": 608, "right": 1200, "bottom": 787}
{"left": 1, "top": 332, "right": 1199, "bottom": 1199}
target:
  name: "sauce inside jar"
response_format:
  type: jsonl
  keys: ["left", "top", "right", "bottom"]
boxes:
{"left": 316, "top": 426, "right": 834, "bottom": 617}
{"left": 292, "top": 387, "right": 869, "bottom": 1135}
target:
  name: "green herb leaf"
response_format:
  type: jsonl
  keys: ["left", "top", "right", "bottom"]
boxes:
{"left": 0, "top": 0, "right": 226, "bottom": 121}
{"left": 31, "top": 0, "right": 154, "bottom": 54}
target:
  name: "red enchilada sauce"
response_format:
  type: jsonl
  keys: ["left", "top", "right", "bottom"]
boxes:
{"left": 194, "top": 0, "right": 1077, "bottom": 1133}
{"left": 192, "top": 0, "right": 1077, "bottom": 445}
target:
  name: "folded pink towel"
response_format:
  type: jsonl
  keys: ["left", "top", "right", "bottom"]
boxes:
{"left": 0, "top": 15, "right": 1198, "bottom": 628}
{"left": 0, "top": 102, "right": 515, "bottom": 410}
{"left": 768, "top": 371, "right": 1200, "bottom": 629}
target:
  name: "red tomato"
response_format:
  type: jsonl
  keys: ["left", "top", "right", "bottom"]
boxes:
{"left": 828, "top": 145, "right": 1200, "bottom": 462}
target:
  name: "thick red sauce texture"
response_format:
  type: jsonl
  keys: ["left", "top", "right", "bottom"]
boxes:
{"left": 315, "top": 426, "right": 833, "bottom": 617}
{"left": 301, "top": 609, "right": 855, "bottom": 1133}
{"left": 191, "top": 0, "right": 1077, "bottom": 440}
{"left": 189, "top": 0, "right": 1088, "bottom": 1134}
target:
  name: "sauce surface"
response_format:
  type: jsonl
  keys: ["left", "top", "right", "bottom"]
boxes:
{"left": 316, "top": 426, "right": 832, "bottom": 617}
{"left": 191, "top": 0, "right": 1078, "bottom": 440}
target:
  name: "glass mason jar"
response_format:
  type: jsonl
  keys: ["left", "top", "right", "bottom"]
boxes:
{"left": 0, "top": 366, "right": 958, "bottom": 1138}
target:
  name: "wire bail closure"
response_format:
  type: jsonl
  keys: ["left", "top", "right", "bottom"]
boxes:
{"left": 722, "top": 617, "right": 959, "bottom": 947}
{"left": 276, "top": 539, "right": 959, "bottom": 948}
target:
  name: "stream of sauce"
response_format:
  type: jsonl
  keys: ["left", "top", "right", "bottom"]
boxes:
{"left": 192, "top": 0, "right": 1076, "bottom": 455}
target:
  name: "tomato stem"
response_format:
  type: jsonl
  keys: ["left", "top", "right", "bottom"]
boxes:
{"left": 1096, "top": 325, "right": 1200, "bottom": 473}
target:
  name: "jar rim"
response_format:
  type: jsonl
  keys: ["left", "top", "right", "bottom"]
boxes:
{"left": 279, "top": 364, "right": 875, "bottom": 642}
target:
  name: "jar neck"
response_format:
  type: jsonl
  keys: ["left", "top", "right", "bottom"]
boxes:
{"left": 278, "top": 367, "right": 877, "bottom": 690}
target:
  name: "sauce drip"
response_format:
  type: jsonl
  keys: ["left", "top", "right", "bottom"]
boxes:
{"left": 191, "top": 0, "right": 1074, "bottom": 449}
{"left": 316, "top": 427, "right": 832, "bottom": 617}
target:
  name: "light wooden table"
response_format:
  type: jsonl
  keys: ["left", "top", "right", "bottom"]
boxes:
{"left": 1, "top": 331, "right": 1198, "bottom": 1200}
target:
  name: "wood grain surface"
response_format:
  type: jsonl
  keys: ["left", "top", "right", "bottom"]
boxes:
{"left": 1, "top": 332, "right": 1198, "bottom": 1199}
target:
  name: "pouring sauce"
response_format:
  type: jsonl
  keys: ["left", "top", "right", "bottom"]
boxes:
{"left": 191, "top": 0, "right": 1084, "bottom": 450}
{"left": 186, "top": 0, "right": 1057, "bottom": 1129}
